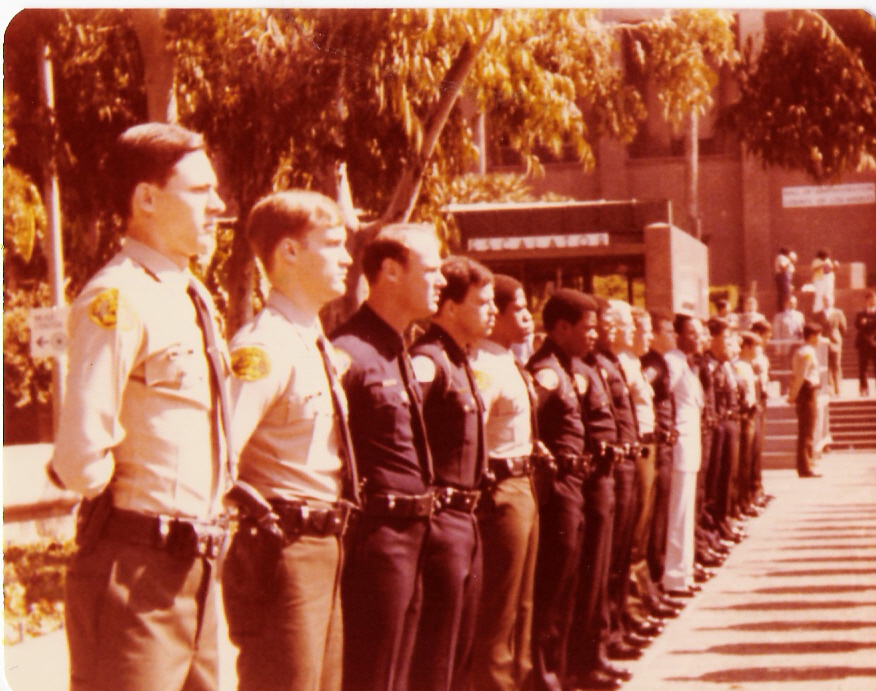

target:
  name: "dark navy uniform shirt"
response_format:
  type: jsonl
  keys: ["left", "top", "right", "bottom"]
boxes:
{"left": 526, "top": 338, "right": 586, "bottom": 460}
{"left": 693, "top": 351, "right": 718, "bottom": 425}
{"left": 574, "top": 356, "right": 619, "bottom": 451}
{"left": 410, "top": 324, "right": 485, "bottom": 490}
{"left": 331, "top": 303, "right": 431, "bottom": 496}
{"left": 590, "top": 349, "right": 638, "bottom": 445}
{"left": 641, "top": 349, "right": 675, "bottom": 437}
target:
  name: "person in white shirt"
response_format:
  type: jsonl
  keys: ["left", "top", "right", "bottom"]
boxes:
{"left": 470, "top": 275, "right": 540, "bottom": 691}
{"left": 788, "top": 323, "right": 824, "bottom": 478}
{"left": 774, "top": 248, "right": 796, "bottom": 312}
{"left": 733, "top": 332, "right": 761, "bottom": 518}
{"left": 662, "top": 314, "right": 705, "bottom": 597}
{"left": 738, "top": 296, "right": 766, "bottom": 332}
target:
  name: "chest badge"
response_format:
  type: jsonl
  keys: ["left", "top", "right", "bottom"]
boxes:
{"left": 472, "top": 369, "right": 491, "bottom": 392}
{"left": 534, "top": 368, "right": 560, "bottom": 391}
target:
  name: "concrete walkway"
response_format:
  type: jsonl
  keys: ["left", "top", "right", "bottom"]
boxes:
{"left": 4, "top": 450, "right": 876, "bottom": 691}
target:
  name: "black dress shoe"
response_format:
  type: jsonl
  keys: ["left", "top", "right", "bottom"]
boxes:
{"left": 649, "top": 601, "right": 681, "bottom": 618}
{"left": 637, "top": 620, "right": 664, "bottom": 637}
{"left": 663, "top": 587, "right": 697, "bottom": 598}
{"left": 799, "top": 472, "right": 822, "bottom": 478}
{"left": 694, "top": 566, "right": 716, "bottom": 583}
{"left": 598, "top": 660, "right": 633, "bottom": 681}
{"left": 660, "top": 594, "right": 686, "bottom": 609}
{"left": 624, "top": 631, "right": 653, "bottom": 648}
{"left": 607, "top": 641, "right": 643, "bottom": 660}
{"left": 697, "top": 552, "right": 723, "bottom": 568}
{"left": 575, "top": 669, "right": 623, "bottom": 690}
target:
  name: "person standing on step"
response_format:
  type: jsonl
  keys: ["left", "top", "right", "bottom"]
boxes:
{"left": 854, "top": 291, "right": 876, "bottom": 396}
{"left": 788, "top": 322, "right": 824, "bottom": 478}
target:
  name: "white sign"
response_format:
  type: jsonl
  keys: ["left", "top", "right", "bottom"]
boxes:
{"left": 467, "top": 232, "right": 609, "bottom": 252}
{"left": 29, "top": 306, "right": 69, "bottom": 358}
{"left": 782, "top": 183, "right": 876, "bottom": 208}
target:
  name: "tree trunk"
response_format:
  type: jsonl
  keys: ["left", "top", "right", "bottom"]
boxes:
{"left": 129, "top": 8, "right": 177, "bottom": 123}
{"left": 224, "top": 216, "right": 255, "bottom": 337}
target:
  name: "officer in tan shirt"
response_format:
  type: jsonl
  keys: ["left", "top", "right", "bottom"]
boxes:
{"left": 222, "top": 191, "right": 354, "bottom": 691}
{"left": 49, "top": 123, "right": 229, "bottom": 691}
{"left": 788, "top": 322, "right": 823, "bottom": 478}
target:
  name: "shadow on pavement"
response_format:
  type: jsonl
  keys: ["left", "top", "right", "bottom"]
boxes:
{"left": 666, "top": 666, "right": 876, "bottom": 684}
{"left": 726, "top": 584, "right": 876, "bottom": 595}
{"left": 705, "top": 600, "right": 866, "bottom": 610}
{"left": 697, "top": 620, "right": 876, "bottom": 633}
{"left": 673, "top": 640, "right": 876, "bottom": 656}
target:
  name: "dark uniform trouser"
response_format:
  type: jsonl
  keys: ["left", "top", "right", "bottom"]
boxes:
{"left": 736, "top": 415, "right": 756, "bottom": 513}
{"left": 628, "top": 444, "right": 660, "bottom": 616}
{"left": 698, "top": 423, "right": 717, "bottom": 527}
{"left": 648, "top": 444, "right": 673, "bottom": 585}
{"left": 707, "top": 420, "right": 739, "bottom": 526}
{"left": 750, "top": 408, "right": 766, "bottom": 499}
{"left": 858, "top": 347, "right": 876, "bottom": 392}
{"left": 222, "top": 529, "right": 343, "bottom": 691}
{"left": 342, "top": 515, "right": 429, "bottom": 691}
{"left": 532, "top": 473, "right": 585, "bottom": 691}
{"left": 473, "top": 477, "right": 539, "bottom": 691}
{"left": 796, "top": 387, "right": 818, "bottom": 476}
{"left": 608, "top": 459, "right": 640, "bottom": 644}
{"left": 409, "top": 508, "right": 482, "bottom": 691}
{"left": 567, "top": 471, "right": 615, "bottom": 679}
{"left": 65, "top": 539, "right": 218, "bottom": 691}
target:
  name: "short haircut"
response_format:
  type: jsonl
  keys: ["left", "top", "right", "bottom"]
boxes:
{"left": 650, "top": 309, "right": 673, "bottom": 330}
{"left": 493, "top": 274, "right": 524, "bottom": 314}
{"left": 109, "top": 122, "right": 206, "bottom": 220}
{"left": 674, "top": 312, "right": 695, "bottom": 335}
{"left": 751, "top": 319, "right": 772, "bottom": 337}
{"left": 716, "top": 298, "right": 730, "bottom": 311}
{"left": 739, "top": 331, "right": 761, "bottom": 348}
{"left": 361, "top": 222, "right": 437, "bottom": 285}
{"left": 707, "top": 316, "right": 730, "bottom": 337}
{"left": 437, "top": 256, "right": 493, "bottom": 308}
{"left": 246, "top": 190, "right": 343, "bottom": 270}
{"left": 543, "top": 289, "right": 597, "bottom": 332}
{"left": 803, "top": 321, "right": 823, "bottom": 340}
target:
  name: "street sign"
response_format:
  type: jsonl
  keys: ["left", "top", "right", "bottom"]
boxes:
{"left": 29, "top": 306, "right": 69, "bottom": 358}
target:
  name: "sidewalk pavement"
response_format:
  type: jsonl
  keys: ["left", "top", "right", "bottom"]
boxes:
{"left": 4, "top": 450, "right": 876, "bottom": 691}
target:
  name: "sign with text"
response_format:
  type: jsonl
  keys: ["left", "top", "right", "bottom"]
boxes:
{"left": 29, "top": 306, "right": 69, "bottom": 358}
{"left": 467, "top": 232, "right": 609, "bottom": 252}
{"left": 782, "top": 183, "right": 875, "bottom": 208}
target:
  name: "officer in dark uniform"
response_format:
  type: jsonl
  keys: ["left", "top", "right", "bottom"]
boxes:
{"left": 638, "top": 312, "right": 679, "bottom": 622}
{"left": 408, "top": 256, "right": 495, "bottom": 691}
{"left": 526, "top": 289, "right": 597, "bottom": 691}
{"left": 703, "top": 318, "right": 745, "bottom": 544}
{"left": 331, "top": 223, "right": 446, "bottom": 691}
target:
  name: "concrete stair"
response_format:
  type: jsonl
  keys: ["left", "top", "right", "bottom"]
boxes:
{"left": 828, "top": 397, "right": 876, "bottom": 450}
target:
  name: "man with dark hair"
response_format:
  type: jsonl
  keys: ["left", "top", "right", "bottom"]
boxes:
{"left": 408, "top": 255, "right": 495, "bottom": 691}
{"left": 470, "top": 275, "right": 540, "bottom": 691}
{"left": 48, "top": 122, "right": 229, "bottom": 690}
{"left": 525, "top": 289, "right": 604, "bottom": 691}
{"left": 222, "top": 190, "right": 354, "bottom": 690}
{"left": 854, "top": 291, "right": 876, "bottom": 396}
{"left": 332, "top": 223, "right": 446, "bottom": 691}
{"left": 788, "top": 322, "right": 824, "bottom": 478}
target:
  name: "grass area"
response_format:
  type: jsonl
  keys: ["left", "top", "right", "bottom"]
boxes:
{"left": 4, "top": 539, "right": 74, "bottom": 645}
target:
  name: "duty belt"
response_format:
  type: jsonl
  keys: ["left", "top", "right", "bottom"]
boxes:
{"left": 267, "top": 499, "right": 354, "bottom": 539}
{"left": 623, "top": 442, "right": 649, "bottom": 460}
{"left": 102, "top": 507, "right": 228, "bottom": 559}
{"left": 593, "top": 442, "right": 626, "bottom": 473}
{"left": 488, "top": 456, "right": 534, "bottom": 482}
{"left": 364, "top": 491, "right": 434, "bottom": 519}
{"left": 432, "top": 486, "right": 481, "bottom": 514}
{"left": 555, "top": 452, "right": 593, "bottom": 477}
{"left": 638, "top": 432, "right": 656, "bottom": 445}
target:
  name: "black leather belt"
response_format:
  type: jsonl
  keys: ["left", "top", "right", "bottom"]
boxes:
{"left": 489, "top": 456, "right": 533, "bottom": 482}
{"left": 102, "top": 507, "right": 228, "bottom": 559}
{"left": 433, "top": 486, "right": 481, "bottom": 514}
{"left": 268, "top": 499, "right": 354, "bottom": 539}
{"left": 639, "top": 433, "right": 656, "bottom": 444}
{"left": 555, "top": 452, "right": 593, "bottom": 477}
{"left": 364, "top": 491, "right": 434, "bottom": 519}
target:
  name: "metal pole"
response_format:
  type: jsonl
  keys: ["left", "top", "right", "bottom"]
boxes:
{"left": 38, "top": 37, "right": 67, "bottom": 433}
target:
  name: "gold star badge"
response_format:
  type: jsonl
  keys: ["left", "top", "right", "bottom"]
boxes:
{"left": 534, "top": 368, "right": 560, "bottom": 391}
{"left": 231, "top": 346, "right": 270, "bottom": 381}
{"left": 472, "top": 369, "right": 491, "bottom": 392}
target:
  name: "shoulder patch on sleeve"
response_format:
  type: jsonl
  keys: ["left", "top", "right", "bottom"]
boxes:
{"left": 88, "top": 288, "right": 134, "bottom": 329}
{"left": 231, "top": 346, "right": 271, "bottom": 381}
{"left": 411, "top": 355, "right": 437, "bottom": 383}
{"left": 574, "top": 372, "right": 589, "bottom": 396}
{"left": 472, "top": 369, "right": 491, "bottom": 392}
{"left": 332, "top": 347, "right": 352, "bottom": 377}
{"left": 534, "top": 368, "right": 560, "bottom": 391}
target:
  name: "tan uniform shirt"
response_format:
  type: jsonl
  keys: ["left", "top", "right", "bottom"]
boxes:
{"left": 229, "top": 291, "right": 343, "bottom": 504}
{"left": 617, "top": 349, "right": 656, "bottom": 436}
{"left": 471, "top": 340, "right": 533, "bottom": 459}
{"left": 51, "top": 239, "right": 228, "bottom": 519}
{"left": 789, "top": 343, "right": 821, "bottom": 403}
{"left": 732, "top": 358, "right": 758, "bottom": 410}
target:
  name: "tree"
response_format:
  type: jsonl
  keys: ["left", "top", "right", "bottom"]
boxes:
{"left": 724, "top": 9, "right": 876, "bottom": 182}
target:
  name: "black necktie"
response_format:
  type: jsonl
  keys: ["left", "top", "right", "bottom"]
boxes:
{"left": 187, "top": 282, "right": 235, "bottom": 495}
{"left": 316, "top": 335, "right": 361, "bottom": 507}
{"left": 397, "top": 349, "right": 435, "bottom": 484}
{"left": 514, "top": 360, "right": 540, "bottom": 452}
